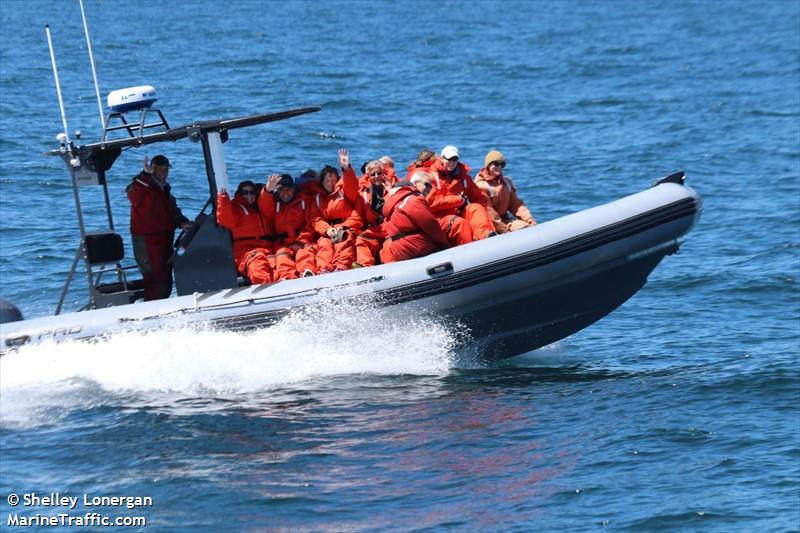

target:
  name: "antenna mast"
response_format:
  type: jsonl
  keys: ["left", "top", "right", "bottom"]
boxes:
{"left": 45, "top": 24, "right": 71, "bottom": 145}
{"left": 79, "top": 0, "right": 104, "bottom": 130}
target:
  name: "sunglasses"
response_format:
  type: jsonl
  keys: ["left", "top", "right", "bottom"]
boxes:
{"left": 239, "top": 189, "right": 257, "bottom": 195}
{"left": 491, "top": 161, "right": 506, "bottom": 168}
{"left": 369, "top": 171, "right": 384, "bottom": 177}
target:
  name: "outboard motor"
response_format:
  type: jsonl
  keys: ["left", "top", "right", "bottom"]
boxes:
{"left": 0, "top": 299, "right": 23, "bottom": 324}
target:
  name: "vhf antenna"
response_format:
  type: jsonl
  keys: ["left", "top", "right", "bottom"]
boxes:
{"left": 78, "top": 0, "right": 115, "bottom": 229}
{"left": 45, "top": 24, "right": 72, "bottom": 151}
{"left": 79, "top": 0, "right": 105, "bottom": 130}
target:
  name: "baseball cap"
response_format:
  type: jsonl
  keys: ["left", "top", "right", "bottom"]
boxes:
{"left": 440, "top": 146, "right": 459, "bottom": 160}
{"left": 277, "top": 174, "right": 295, "bottom": 189}
{"left": 151, "top": 154, "right": 171, "bottom": 167}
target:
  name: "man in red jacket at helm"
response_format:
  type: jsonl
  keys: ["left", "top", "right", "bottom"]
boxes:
{"left": 126, "top": 154, "right": 191, "bottom": 300}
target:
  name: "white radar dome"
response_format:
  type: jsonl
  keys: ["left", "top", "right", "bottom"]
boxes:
{"left": 107, "top": 85, "right": 158, "bottom": 113}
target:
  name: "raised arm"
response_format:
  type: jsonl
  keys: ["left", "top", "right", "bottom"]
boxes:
{"left": 339, "top": 149, "right": 360, "bottom": 204}
{"left": 126, "top": 157, "right": 156, "bottom": 206}
{"left": 257, "top": 174, "right": 282, "bottom": 216}
{"left": 216, "top": 191, "right": 239, "bottom": 230}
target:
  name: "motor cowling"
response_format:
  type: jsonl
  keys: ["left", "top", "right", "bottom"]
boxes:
{"left": 0, "top": 299, "right": 23, "bottom": 324}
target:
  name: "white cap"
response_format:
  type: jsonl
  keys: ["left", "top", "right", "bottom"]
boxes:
{"left": 441, "top": 145, "right": 459, "bottom": 160}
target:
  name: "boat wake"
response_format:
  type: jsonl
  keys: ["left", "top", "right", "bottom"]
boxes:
{"left": 0, "top": 301, "right": 466, "bottom": 428}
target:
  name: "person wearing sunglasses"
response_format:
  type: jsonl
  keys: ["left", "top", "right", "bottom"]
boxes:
{"left": 216, "top": 180, "right": 274, "bottom": 285}
{"left": 377, "top": 155, "right": 398, "bottom": 186}
{"left": 351, "top": 160, "right": 391, "bottom": 267}
{"left": 258, "top": 173, "right": 317, "bottom": 280}
{"left": 475, "top": 150, "right": 536, "bottom": 234}
{"left": 127, "top": 154, "right": 191, "bottom": 301}
{"left": 426, "top": 145, "right": 496, "bottom": 244}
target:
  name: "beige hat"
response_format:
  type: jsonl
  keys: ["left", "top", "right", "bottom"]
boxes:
{"left": 484, "top": 150, "right": 505, "bottom": 168}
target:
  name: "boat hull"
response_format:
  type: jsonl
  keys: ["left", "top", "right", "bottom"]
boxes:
{"left": 0, "top": 182, "right": 702, "bottom": 360}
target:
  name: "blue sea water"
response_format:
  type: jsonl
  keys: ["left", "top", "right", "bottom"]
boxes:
{"left": 1, "top": 0, "right": 798, "bottom": 531}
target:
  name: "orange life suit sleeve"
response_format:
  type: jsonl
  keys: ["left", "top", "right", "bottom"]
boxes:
{"left": 216, "top": 192, "right": 240, "bottom": 230}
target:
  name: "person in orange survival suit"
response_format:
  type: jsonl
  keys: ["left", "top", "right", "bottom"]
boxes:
{"left": 307, "top": 149, "right": 363, "bottom": 273}
{"left": 474, "top": 150, "right": 537, "bottom": 234}
{"left": 295, "top": 168, "right": 320, "bottom": 202}
{"left": 408, "top": 148, "right": 471, "bottom": 246}
{"left": 380, "top": 178, "right": 451, "bottom": 264}
{"left": 427, "top": 145, "right": 496, "bottom": 243}
{"left": 352, "top": 160, "right": 391, "bottom": 267}
{"left": 216, "top": 180, "right": 274, "bottom": 285}
{"left": 378, "top": 155, "right": 398, "bottom": 186}
{"left": 405, "top": 148, "right": 437, "bottom": 180}
{"left": 258, "top": 173, "right": 317, "bottom": 280}
{"left": 126, "top": 154, "right": 192, "bottom": 301}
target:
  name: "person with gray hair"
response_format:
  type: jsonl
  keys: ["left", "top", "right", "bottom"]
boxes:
{"left": 378, "top": 155, "right": 398, "bottom": 184}
{"left": 380, "top": 179, "right": 450, "bottom": 263}
{"left": 409, "top": 170, "right": 433, "bottom": 196}
{"left": 353, "top": 160, "right": 390, "bottom": 267}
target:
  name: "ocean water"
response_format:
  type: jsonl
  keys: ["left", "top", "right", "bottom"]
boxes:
{"left": 1, "top": 0, "right": 798, "bottom": 531}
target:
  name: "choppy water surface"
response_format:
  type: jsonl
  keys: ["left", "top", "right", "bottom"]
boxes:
{"left": 1, "top": 1, "right": 798, "bottom": 531}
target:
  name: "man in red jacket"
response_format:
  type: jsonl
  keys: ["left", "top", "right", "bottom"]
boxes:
{"left": 126, "top": 155, "right": 191, "bottom": 300}
{"left": 380, "top": 179, "right": 451, "bottom": 263}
